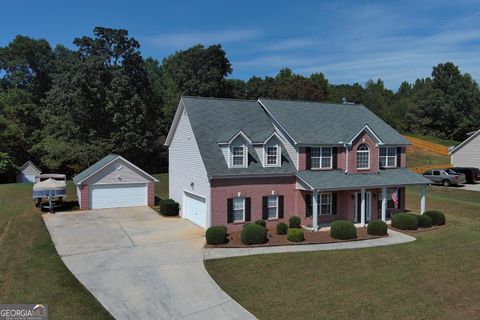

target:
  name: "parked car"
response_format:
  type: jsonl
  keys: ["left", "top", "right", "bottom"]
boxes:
{"left": 423, "top": 169, "right": 466, "bottom": 186}
{"left": 450, "top": 167, "right": 480, "bottom": 184}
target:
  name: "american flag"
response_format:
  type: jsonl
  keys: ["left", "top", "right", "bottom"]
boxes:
{"left": 392, "top": 189, "right": 399, "bottom": 209}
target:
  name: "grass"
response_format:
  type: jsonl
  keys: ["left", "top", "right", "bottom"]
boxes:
{"left": 407, "top": 134, "right": 459, "bottom": 147}
{"left": 0, "top": 174, "right": 169, "bottom": 319}
{"left": 205, "top": 185, "right": 480, "bottom": 320}
{"left": 406, "top": 145, "right": 451, "bottom": 169}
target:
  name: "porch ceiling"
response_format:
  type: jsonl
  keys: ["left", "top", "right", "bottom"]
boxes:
{"left": 296, "top": 168, "right": 431, "bottom": 191}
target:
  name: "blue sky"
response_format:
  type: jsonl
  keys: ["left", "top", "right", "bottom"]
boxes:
{"left": 2, "top": 0, "right": 480, "bottom": 89}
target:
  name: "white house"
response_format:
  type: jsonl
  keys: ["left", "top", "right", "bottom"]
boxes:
{"left": 450, "top": 129, "right": 480, "bottom": 168}
{"left": 17, "top": 161, "right": 42, "bottom": 183}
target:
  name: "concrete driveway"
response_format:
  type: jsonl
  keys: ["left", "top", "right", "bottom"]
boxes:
{"left": 43, "top": 207, "right": 255, "bottom": 320}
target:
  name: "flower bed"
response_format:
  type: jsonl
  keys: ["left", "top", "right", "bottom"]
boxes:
{"left": 205, "top": 227, "right": 386, "bottom": 248}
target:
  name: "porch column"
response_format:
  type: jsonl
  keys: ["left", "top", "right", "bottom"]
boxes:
{"left": 381, "top": 187, "right": 387, "bottom": 221}
{"left": 360, "top": 188, "right": 366, "bottom": 226}
{"left": 312, "top": 190, "right": 319, "bottom": 231}
{"left": 421, "top": 185, "right": 426, "bottom": 214}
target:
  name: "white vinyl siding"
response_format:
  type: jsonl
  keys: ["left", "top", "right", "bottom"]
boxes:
{"left": 271, "top": 121, "right": 297, "bottom": 168}
{"left": 379, "top": 147, "right": 397, "bottom": 168}
{"left": 169, "top": 108, "right": 211, "bottom": 228}
{"left": 452, "top": 132, "right": 480, "bottom": 168}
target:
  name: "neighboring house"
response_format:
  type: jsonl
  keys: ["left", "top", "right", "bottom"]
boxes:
{"left": 17, "top": 161, "right": 42, "bottom": 183}
{"left": 450, "top": 129, "right": 480, "bottom": 168}
{"left": 165, "top": 96, "right": 430, "bottom": 230}
{"left": 73, "top": 154, "right": 158, "bottom": 210}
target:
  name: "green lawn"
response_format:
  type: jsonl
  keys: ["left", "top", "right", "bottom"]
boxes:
{"left": 0, "top": 174, "right": 169, "bottom": 319}
{"left": 205, "top": 186, "right": 480, "bottom": 320}
{"left": 406, "top": 148, "right": 451, "bottom": 169}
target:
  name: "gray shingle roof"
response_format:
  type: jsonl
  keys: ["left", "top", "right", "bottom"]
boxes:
{"left": 297, "top": 168, "right": 430, "bottom": 190}
{"left": 259, "top": 99, "right": 409, "bottom": 145}
{"left": 73, "top": 154, "right": 119, "bottom": 184}
{"left": 182, "top": 96, "right": 297, "bottom": 177}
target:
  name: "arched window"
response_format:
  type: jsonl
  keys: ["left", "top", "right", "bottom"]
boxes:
{"left": 356, "top": 143, "right": 370, "bottom": 169}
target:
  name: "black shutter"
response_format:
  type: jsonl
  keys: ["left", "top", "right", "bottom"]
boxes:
{"left": 227, "top": 198, "right": 233, "bottom": 223}
{"left": 245, "top": 197, "right": 251, "bottom": 221}
{"left": 306, "top": 147, "right": 311, "bottom": 170}
{"left": 397, "top": 147, "right": 402, "bottom": 167}
{"left": 278, "top": 196, "right": 284, "bottom": 219}
{"left": 332, "top": 147, "right": 338, "bottom": 169}
{"left": 332, "top": 193, "right": 337, "bottom": 215}
{"left": 262, "top": 196, "right": 268, "bottom": 220}
{"left": 305, "top": 194, "right": 312, "bottom": 217}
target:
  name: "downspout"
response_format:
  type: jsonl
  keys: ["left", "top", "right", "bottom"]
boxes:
{"left": 343, "top": 143, "right": 349, "bottom": 174}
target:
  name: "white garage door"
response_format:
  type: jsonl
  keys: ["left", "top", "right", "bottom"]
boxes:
{"left": 90, "top": 183, "right": 147, "bottom": 209}
{"left": 183, "top": 192, "right": 206, "bottom": 228}
{"left": 21, "top": 174, "right": 36, "bottom": 183}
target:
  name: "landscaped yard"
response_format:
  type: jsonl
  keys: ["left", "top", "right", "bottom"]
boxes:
{"left": 406, "top": 145, "right": 451, "bottom": 169}
{"left": 0, "top": 174, "right": 169, "bottom": 319}
{"left": 205, "top": 186, "right": 480, "bottom": 320}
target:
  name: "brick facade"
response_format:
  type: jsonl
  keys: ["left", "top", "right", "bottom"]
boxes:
{"left": 147, "top": 182, "right": 155, "bottom": 207}
{"left": 348, "top": 131, "right": 380, "bottom": 174}
{"left": 80, "top": 184, "right": 89, "bottom": 210}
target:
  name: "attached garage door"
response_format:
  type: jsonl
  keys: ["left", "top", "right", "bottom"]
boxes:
{"left": 90, "top": 183, "right": 147, "bottom": 209}
{"left": 183, "top": 192, "right": 206, "bottom": 228}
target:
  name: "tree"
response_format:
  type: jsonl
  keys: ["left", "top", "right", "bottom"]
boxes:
{"left": 0, "top": 152, "right": 17, "bottom": 182}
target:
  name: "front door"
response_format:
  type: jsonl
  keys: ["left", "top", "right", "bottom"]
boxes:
{"left": 354, "top": 192, "right": 371, "bottom": 223}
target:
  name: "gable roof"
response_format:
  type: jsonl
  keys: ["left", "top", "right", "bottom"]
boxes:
{"left": 175, "top": 96, "right": 296, "bottom": 177}
{"left": 73, "top": 154, "right": 158, "bottom": 184}
{"left": 449, "top": 128, "right": 480, "bottom": 154}
{"left": 258, "top": 99, "right": 409, "bottom": 145}
{"left": 18, "top": 161, "right": 42, "bottom": 174}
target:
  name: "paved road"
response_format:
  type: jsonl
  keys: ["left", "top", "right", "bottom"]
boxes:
{"left": 43, "top": 208, "right": 256, "bottom": 320}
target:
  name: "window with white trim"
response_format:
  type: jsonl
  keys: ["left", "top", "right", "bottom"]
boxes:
{"left": 267, "top": 195, "right": 278, "bottom": 219}
{"left": 379, "top": 147, "right": 397, "bottom": 168}
{"left": 311, "top": 147, "right": 332, "bottom": 169}
{"left": 232, "top": 197, "right": 245, "bottom": 222}
{"left": 310, "top": 192, "right": 332, "bottom": 215}
{"left": 356, "top": 143, "right": 370, "bottom": 169}
{"left": 231, "top": 145, "right": 246, "bottom": 167}
{"left": 266, "top": 145, "right": 280, "bottom": 166}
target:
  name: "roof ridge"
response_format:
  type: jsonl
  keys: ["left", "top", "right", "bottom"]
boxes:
{"left": 259, "top": 97, "right": 364, "bottom": 106}
{"left": 181, "top": 95, "right": 257, "bottom": 102}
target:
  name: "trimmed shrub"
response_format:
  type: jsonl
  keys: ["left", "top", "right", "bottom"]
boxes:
{"left": 367, "top": 220, "right": 388, "bottom": 236}
{"left": 255, "top": 219, "right": 267, "bottom": 228}
{"left": 289, "top": 216, "right": 301, "bottom": 228}
{"left": 287, "top": 228, "right": 305, "bottom": 242}
{"left": 159, "top": 199, "right": 180, "bottom": 216}
{"left": 423, "top": 210, "right": 446, "bottom": 225}
{"left": 206, "top": 226, "right": 227, "bottom": 245}
{"left": 330, "top": 220, "right": 357, "bottom": 240}
{"left": 276, "top": 222, "right": 288, "bottom": 235}
{"left": 416, "top": 214, "right": 433, "bottom": 228}
{"left": 241, "top": 223, "right": 267, "bottom": 245}
{"left": 391, "top": 213, "right": 418, "bottom": 230}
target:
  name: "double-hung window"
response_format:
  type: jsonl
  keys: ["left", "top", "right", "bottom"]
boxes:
{"left": 267, "top": 195, "right": 278, "bottom": 219}
{"left": 311, "top": 147, "right": 332, "bottom": 169}
{"left": 379, "top": 147, "right": 397, "bottom": 168}
{"left": 310, "top": 192, "right": 333, "bottom": 215}
{"left": 231, "top": 145, "right": 245, "bottom": 167}
{"left": 232, "top": 197, "right": 245, "bottom": 222}
{"left": 356, "top": 143, "right": 370, "bottom": 169}
{"left": 266, "top": 146, "right": 279, "bottom": 166}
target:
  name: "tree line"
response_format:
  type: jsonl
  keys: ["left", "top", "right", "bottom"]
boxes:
{"left": 1, "top": 27, "right": 479, "bottom": 181}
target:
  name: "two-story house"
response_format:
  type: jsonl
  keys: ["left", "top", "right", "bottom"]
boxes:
{"left": 165, "top": 96, "right": 430, "bottom": 231}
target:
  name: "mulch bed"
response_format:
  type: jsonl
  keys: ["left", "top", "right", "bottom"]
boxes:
{"left": 390, "top": 224, "right": 446, "bottom": 235}
{"left": 206, "top": 227, "right": 386, "bottom": 248}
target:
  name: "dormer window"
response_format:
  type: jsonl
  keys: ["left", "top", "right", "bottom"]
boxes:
{"left": 231, "top": 145, "right": 247, "bottom": 167}
{"left": 356, "top": 143, "right": 370, "bottom": 169}
{"left": 265, "top": 145, "right": 280, "bottom": 166}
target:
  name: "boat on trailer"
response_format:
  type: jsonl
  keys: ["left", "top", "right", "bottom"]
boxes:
{"left": 33, "top": 174, "right": 67, "bottom": 212}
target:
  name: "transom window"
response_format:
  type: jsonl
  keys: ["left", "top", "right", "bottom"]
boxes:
{"left": 266, "top": 146, "right": 279, "bottom": 166}
{"left": 379, "top": 147, "right": 397, "bottom": 168}
{"left": 311, "top": 147, "right": 332, "bottom": 169}
{"left": 231, "top": 145, "right": 246, "bottom": 167}
{"left": 356, "top": 143, "right": 370, "bottom": 169}
{"left": 232, "top": 197, "right": 245, "bottom": 222}
{"left": 310, "top": 192, "right": 332, "bottom": 215}
{"left": 267, "top": 195, "right": 278, "bottom": 219}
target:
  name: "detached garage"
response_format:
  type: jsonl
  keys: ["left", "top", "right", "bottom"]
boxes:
{"left": 73, "top": 154, "right": 158, "bottom": 210}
